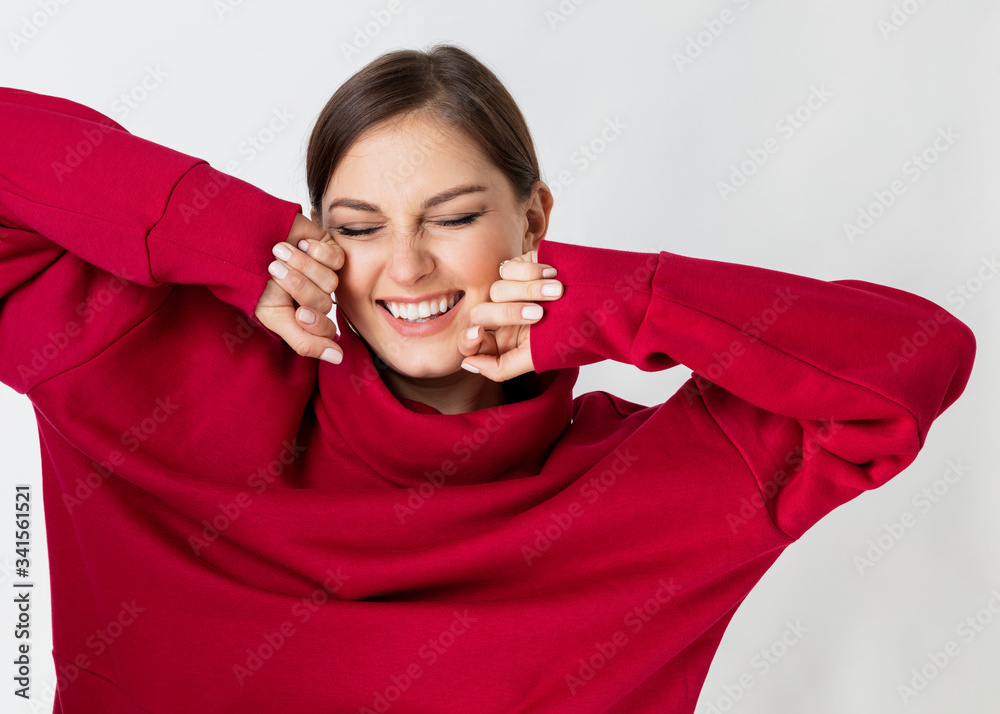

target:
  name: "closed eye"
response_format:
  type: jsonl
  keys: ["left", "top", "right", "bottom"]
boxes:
{"left": 437, "top": 212, "right": 482, "bottom": 227}
{"left": 336, "top": 212, "right": 482, "bottom": 237}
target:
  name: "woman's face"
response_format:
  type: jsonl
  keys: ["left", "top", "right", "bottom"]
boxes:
{"left": 312, "top": 112, "right": 551, "bottom": 378}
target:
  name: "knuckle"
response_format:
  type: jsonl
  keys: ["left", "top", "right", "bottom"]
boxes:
{"left": 290, "top": 336, "right": 316, "bottom": 357}
{"left": 319, "top": 242, "right": 345, "bottom": 269}
{"left": 316, "top": 316, "right": 337, "bottom": 336}
{"left": 306, "top": 292, "right": 331, "bottom": 316}
{"left": 310, "top": 242, "right": 329, "bottom": 265}
{"left": 290, "top": 247, "right": 309, "bottom": 271}
{"left": 284, "top": 271, "right": 307, "bottom": 295}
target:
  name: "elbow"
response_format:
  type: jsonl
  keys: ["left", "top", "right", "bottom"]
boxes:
{"left": 878, "top": 298, "right": 975, "bottom": 443}
{"left": 938, "top": 316, "right": 976, "bottom": 414}
{"left": 896, "top": 308, "right": 976, "bottom": 434}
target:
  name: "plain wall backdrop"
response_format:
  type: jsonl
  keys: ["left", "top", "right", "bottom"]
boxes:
{"left": 1, "top": 0, "right": 998, "bottom": 711}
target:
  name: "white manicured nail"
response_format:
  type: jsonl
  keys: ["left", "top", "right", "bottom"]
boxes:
{"left": 320, "top": 348, "right": 342, "bottom": 364}
{"left": 268, "top": 261, "right": 288, "bottom": 279}
{"left": 522, "top": 305, "right": 543, "bottom": 320}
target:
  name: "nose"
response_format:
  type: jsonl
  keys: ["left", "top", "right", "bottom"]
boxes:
{"left": 385, "top": 235, "right": 434, "bottom": 286}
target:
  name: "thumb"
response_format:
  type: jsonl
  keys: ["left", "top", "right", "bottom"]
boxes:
{"left": 461, "top": 345, "right": 533, "bottom": 382}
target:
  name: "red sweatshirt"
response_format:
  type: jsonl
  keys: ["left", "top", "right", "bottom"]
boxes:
{"left": 0, "top": 87, "right": 976, "bottom": 713}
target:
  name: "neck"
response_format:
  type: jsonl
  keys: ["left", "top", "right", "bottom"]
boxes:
{"left": 378, "top": 364, "right": 507, "bottom": 415}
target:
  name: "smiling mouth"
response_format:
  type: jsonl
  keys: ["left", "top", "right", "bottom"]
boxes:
{"left": 378, "top": 291, "right": 465, "bottom": 323}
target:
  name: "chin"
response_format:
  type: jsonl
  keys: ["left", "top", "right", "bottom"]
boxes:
{"left": 368, "top": 345, "right": 462, "bottom": 379}
{"left": 393, "top": 356, "right": 464, "bottom": 379}
{"left": 349, "top": 316, "right": 466, "bottom": 379}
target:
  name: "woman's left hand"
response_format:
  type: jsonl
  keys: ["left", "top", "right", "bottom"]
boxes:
{"left": 459, "top": 250, "right": 562, "bottom": 381}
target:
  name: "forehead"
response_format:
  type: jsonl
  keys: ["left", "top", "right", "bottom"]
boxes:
{"left": 323, "top": 113, "right": 502, "bottom": 202}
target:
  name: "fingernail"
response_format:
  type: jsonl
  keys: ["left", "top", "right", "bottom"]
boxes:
{"left": 298, "top": 239, "right": 309, "bottom": 252}
{"left": 272, "top": 243, "right": 292, "bottom": 261}
{"left": 268, "top": 261, "right": 288, "bottom": 279}
{"left": 541, "top": 282, "right": 562, "bottom": 297}
{"left": 466, "top": 326, "right": 480, "bottom": 340}
{"left": 299, "top": 308, "right": 316, "bottom": 324}
{"left": 522, "top": 304, "right": 543, "bottom": 320}
{"left": 320, "top": 347, "right": 342, "bottom": 364}
{"left": 542, "top": 267, "right": 557, "bottom": 278}
{"left": 461, "top": 362, "right": 480, "bottom": 374}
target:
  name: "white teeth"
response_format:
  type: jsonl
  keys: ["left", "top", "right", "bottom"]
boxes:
{"left": 383, "top": 293, "right": 461, "bottom": 323}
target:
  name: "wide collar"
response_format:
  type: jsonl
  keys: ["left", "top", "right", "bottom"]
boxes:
{"left": 314, "top": 322, "right": 578, "bottom": 488}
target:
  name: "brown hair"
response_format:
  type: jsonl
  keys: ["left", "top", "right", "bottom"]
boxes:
{"left": 306, "top": 43, "right": 540, "bottom": 217}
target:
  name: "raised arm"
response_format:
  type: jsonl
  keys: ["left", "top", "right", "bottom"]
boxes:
{"left": 530, "top": 239, "right": 976, "bottom": 538}
{"left": 0, "top": 87, "right": 302, "bottom": 392}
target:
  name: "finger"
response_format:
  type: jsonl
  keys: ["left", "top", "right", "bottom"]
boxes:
{"left": 458, "top": 324, "right": 498, "bottom": 358}
{"left": 272, "top": 240, "right": 342, "bottom": 295}
{"left": 255, "top": 280, "right": 342, "bottom": 363}
{"left": 295, "top": 306, "right": 340, "bottom": 340}
{"left": 255, "top": 277, "right": 295, "bottom": 312}
{"left": 286, "top": 212, "right": 330, "bottom": 244}
{"left": 468, "top": 301, "right": 545, "bottom": 330}
{"left": 268, "top": 256, "right": 336, "bottom": 315}
{"left": 490, "top": 277, "right": 562, "bottom": 304}
{"left": 498, "top": 254, "right": 557, "bottom": 281}
{"left": 295, "top": 234, "right": 345, "bottom": 273}
{"left": 458, "top": 325, "right": 483, "bottom": 358}
{"left": 461, "top": 346, "right": 533, "bottom": 382}
{"left": 255, "top": 305, "right": 343, "bottom": 364}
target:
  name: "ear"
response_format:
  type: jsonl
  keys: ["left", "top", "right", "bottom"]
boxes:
{"left": 310, "top": 208, "right": 319, "bottom": 226}
{"left": 521, "top": 181, "right": 554, "bottom": 255}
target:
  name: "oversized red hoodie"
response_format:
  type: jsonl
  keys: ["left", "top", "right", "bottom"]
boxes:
{"left": 0, "top": 87, "right": 976, "bottom": 713}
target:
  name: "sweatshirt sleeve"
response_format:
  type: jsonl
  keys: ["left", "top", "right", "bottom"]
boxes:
{"left": 0, "top": 87, "right": 302, "bottom": 392}
{"left": 0, "top": 87, "right": 301, "bottom": 322}
{"left": 531, "top": 238, "right": 977, "bottom": 539}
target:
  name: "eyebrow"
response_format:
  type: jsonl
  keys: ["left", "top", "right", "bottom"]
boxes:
{"left": 326, "top": 183, "right": 488, "bottom": 214}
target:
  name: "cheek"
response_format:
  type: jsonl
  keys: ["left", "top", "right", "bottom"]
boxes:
{"left": 453, "top": 257, "right": 496, "bottom": 289}
{"left": 334, "top": 248, "right": 376, "bottom": 299}
{"left": 459, "top": 235, "right": 512, "bottom": 279}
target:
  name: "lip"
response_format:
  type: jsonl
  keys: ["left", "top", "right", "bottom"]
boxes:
{"left": 379, "top": 292, "right": 464, "bottom": 337}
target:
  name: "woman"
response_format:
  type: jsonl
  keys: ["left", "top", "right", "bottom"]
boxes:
{"left": 0, "top": 44, "right": 976, "bottom": 713}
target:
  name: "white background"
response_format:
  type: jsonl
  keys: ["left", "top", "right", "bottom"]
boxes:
{"left": 1, "top": 0, "right": 998, "bottom": 712}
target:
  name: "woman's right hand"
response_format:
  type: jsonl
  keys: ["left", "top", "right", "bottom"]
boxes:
{"left": 254, "top": 213, "right": 344, "bottom": 364}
